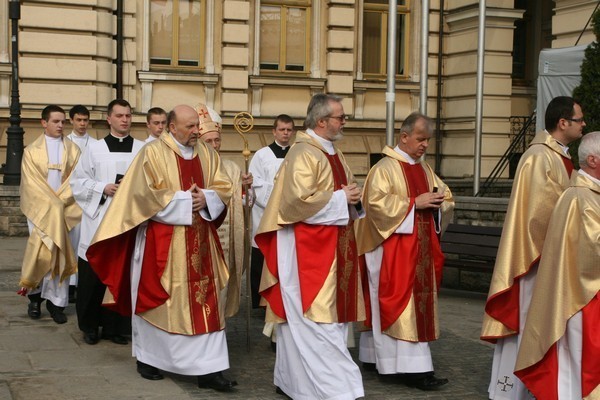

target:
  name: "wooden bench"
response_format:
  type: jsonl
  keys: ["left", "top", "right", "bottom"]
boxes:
{"left": 440, "top": 223, "right": 502, "bottom": 290}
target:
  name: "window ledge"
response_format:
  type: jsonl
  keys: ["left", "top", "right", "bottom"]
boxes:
{"left": 0, "top": 63, "right": 11, "bottom": 76}
{"left": 354, "top": 80, "right": 419, "bottom": 91}
{"left": 249, "top": 75, "right": 326, "bottom": 88}
{"left": 138, "top": 71, "right": 219, "bottom": 84}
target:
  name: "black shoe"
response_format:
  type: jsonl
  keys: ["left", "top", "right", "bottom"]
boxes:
{"left": 46, "top": 301, "right": 67, "bottom": 324}
{"left": 27, "top": 301, "right": 42, "bottom": 319}
{"left": 271, "top": 341, "right": 277, "bottom": 353}
{"left": 102, "top": 334, "right": 128, "bottom": 345}
{"left": 275, "top": 386, "right": 292, "bottom": 399}
{"left": 83, "top": 330, "right": 99, "bottom": 345}
{"left": 197, "top": 371, "right": 236, "bottom": 392}
{"left": 362, "top": 362, "right": 377, "bottom": 372}
{"left": 405, "top": 374, "right": 449, "bottom": 391}
{"left": 68, "top": 286, "right": 77, "bottom": 303}
{"left": 136, "top": 361, "right": 163, "bottom": 380}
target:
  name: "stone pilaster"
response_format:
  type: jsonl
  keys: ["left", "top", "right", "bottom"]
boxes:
{"left": 221, "top": 0, "right": 250, "bottom": 113}
{"left": 326, "top": 0, "right": 355, "bottom": 112}
{"left": 442, "top": 3, "right": 523, "bottom": 178}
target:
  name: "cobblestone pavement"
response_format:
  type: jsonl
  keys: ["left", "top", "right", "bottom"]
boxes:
{"left": 0, "top": 237, "right": 493, "bottom": 399}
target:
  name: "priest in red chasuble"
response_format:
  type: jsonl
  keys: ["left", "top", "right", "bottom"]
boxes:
{"left": 514, "top": 131, "right": 600, "bottom": 400}
{"left": 481, "top": 96, "right": 583, "bottom": 400}
{"left": 86, "top": 104, "right": 237, "bottom": 391}
{"left": 355, "top": 112, "right": 454, "bottom": 391}
{"left": 256, "top": 93, "right": 366, "bottom": 400}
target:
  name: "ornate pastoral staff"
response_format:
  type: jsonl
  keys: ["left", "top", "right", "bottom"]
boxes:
{"left": 233, "top": 111, "right": 254, "bottom": 351}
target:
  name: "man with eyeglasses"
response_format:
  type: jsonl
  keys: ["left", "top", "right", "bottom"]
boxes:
{"left": 255, "top": 93, "right": 365, "bottom": 399}
{"left": 482, "top": 96, "right": 584, "bottom": 400}
{"left": 355, "top": 112, "right": 454, "bottom": 391}
{"left": 514, "top": 131, "right": 600, "bottom": 400}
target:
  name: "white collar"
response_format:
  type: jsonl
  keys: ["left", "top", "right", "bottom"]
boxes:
{"left": 109, "top": 132, "right": 129, "bottom": 142}
{"left": 579, "top": 169, "right": 600, "bottom": 186}
{"left": 545, "top": 129, "right": 570, "bottom": 156}
{"left": 169, "top": 133, "right": 194, "bottom": 159}
{"left": 274, "top": 140, "right": 289, "bottom": 150}
{"left": 306, "top": 128, "right": 335, "bottom": 155}
{"left": 393, "top": 146, "right": 419, "bottom": 165}
{"left": 44, "top": 134, "right": 62, "bottom": 143}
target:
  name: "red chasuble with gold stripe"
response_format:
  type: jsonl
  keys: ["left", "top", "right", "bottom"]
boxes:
{"left": 378, "top": 161, "right": 444, "bottom": 341}
{"left": 89, "top": 155, "right": 225, "bottom": 335}
{"left": 293, "top": 154, "right": 361, "bottom": 323}
{"left": 259, "top": 153, "right": 362, "bottom": 323}
{"left": 136, "top": 155, "right": 224, "bottom": 334}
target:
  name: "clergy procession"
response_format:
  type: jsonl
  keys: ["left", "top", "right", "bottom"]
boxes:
{"left": 12, "top": 93, "right": 599, "bottom": 399}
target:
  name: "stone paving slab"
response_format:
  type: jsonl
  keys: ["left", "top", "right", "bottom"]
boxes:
{"left": 0, "top": 237, "right": 495, "bottom": 399}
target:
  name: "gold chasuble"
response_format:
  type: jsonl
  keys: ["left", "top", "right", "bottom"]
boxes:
{"left": 19, "top": 135, "right": 82, "bottom": 288}
{"left": 481, "top": 131, "right": 574, "bottom": 341}
{"left": 355, "top": 146, "right": 454, "bottom": 342}
{"left": 220, "top": 159, "right": 244, "bottom": 318}
{"left": 256, "top": 131, "right": 365, "bottom": 324}
{"left": 515, "top": 172, "right": 600, "bottom": 400}
{"left": 86, "top": 134, "right": 233, "bottom": 335}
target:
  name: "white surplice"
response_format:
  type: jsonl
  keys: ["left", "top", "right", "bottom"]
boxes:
{"left": 70, "top": 136, "right": 144, "bottom": 261}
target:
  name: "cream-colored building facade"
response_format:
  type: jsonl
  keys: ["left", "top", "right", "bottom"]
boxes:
{"left": 0, "top": 0, "right": 597, "bottom": 185}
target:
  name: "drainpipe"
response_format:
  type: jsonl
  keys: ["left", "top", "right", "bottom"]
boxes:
{"left": 434, "top": 0, "right": 444, "bottom": 175}
{"left": 420, "top": 0, "right": 430, "bottom": 115}
{"left": 474, "top": 1, "right": 486, "bottom": 195}
{"left": 114, "top": 0, "right": 124, "bottom": 99}
{"left": 385, "top": 0, "right": 398, "bottom": 147}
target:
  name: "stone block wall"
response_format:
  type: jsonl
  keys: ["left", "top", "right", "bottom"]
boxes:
{"left": 452, "top": 196, "right": 509, "bottom": 227}
{"left": 443, "top": 195, "right": 508, "bottom": 292}
{"left": 0, "top": 185, "right": 27, "bottom": 237}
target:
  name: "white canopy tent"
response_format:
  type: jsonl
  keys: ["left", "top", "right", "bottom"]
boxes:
{"left": 536, "top": 45, "right": 587, "bottom": 131}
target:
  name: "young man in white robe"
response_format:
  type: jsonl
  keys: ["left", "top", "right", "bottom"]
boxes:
{"left": 71, "top": 99, "right": 145, "bottom": 345}
{"left": 145, "top": 107, "right": 167, "bottom": 143}
{"left": 19, "top": 105, "right": 81, "bottom": 324}
{"left": 66, "top": 104, "right": 97, "bottom": 302}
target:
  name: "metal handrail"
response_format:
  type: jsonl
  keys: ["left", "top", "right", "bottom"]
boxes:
{"left": 476, "top": 111, "right": 536, "bottom": 196}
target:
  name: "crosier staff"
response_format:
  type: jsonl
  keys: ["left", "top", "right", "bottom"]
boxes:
{"left": 233, "top": 112, "right": 254, "bottom": 351}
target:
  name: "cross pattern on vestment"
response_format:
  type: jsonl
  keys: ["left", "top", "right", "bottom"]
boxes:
{"left": 497, "top": 376, "right": 514, "bottom": 392}
{"left": 198, "top": 108, "right": 209, "bottom": 119}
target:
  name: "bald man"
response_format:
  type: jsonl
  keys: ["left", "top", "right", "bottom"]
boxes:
{"left": 86, "top": 105, "right": 237, "bottom": 391}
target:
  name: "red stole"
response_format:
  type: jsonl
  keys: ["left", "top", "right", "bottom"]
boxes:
{"left": 136, "top": 155, "right": 224, "bottom": 334}
{"left": 561, "top": 155, "right": 574, "bottom": 177}
{"left": 515, "top": 293, "right": 600, "bottom": 399}
{"left": 378, "top": 161, "right": 444, "bottom": 341}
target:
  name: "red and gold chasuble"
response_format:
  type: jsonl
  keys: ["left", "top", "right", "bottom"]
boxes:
{"left": 484, "top": 155, "right": 574, "bottom": 338}
{"left": 515, "top": 295, "right": 600, "bottom": 400}
{"left": 137, "top": 155, "right": 224, "bottom": 334}
{"left": 379, "top": 161, "right": 444, "bottom": 342}
{"left": 293, "top": 154, "right": 361, "bottom": 323}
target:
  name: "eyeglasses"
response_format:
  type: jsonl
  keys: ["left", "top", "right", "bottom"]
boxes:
{"left": 566, "top": 117, "right": 585, "bottom": 124}
{"left": 327, "top": 114, "right": 348, "bottom": 122}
